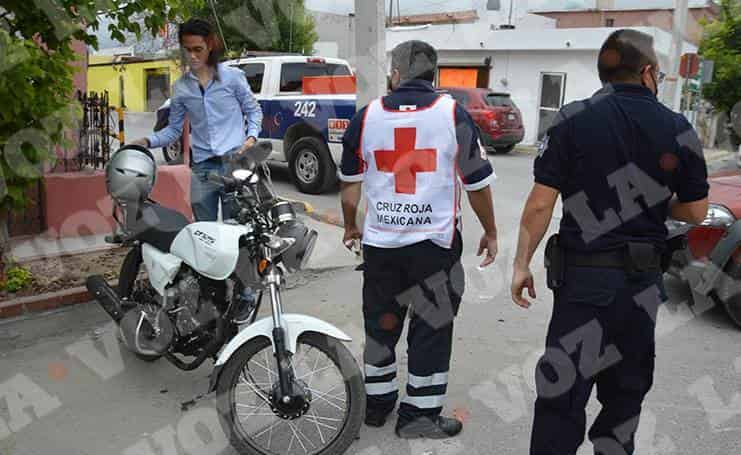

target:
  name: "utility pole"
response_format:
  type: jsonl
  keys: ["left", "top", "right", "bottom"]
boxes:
{"left": 388, "top": 0, "right": 394, "bottom": 26}
{"left": 665, "top": 0, "right": 689, "bottom": 112}
{"left": 355, "top": 0, "right": 387, "bottom": 108}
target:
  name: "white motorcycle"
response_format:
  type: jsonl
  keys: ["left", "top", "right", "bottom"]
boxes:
{"left": 87, "top": 143, "right": 365, "bottom": 454}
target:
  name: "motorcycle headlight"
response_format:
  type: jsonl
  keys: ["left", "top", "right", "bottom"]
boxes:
{"left": 702, "top": 204, "right": 735, "bottom": 228}
{"left": 275, "top": 221, "right": 318, "bottom": 272}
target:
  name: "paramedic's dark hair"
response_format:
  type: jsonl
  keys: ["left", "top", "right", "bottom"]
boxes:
{"left": 598, "top": 29, "right": 658, "bottom": 84}
{"left": 178, "top": 18, "right": 224, "bottom": 68}
{"left": 391, "top": 40, "right": 438, "bottom": 83}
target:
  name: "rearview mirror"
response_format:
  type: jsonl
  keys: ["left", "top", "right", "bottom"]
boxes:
{"left": 249, "top": 141, "right": 273, "bottom": 166}
{"left": 233, "top": 141, "right": 273, "bottom": 171}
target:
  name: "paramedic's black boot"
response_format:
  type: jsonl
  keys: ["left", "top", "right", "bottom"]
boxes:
{"left": 395, "top": 415, "right": 463, "bottom": 439}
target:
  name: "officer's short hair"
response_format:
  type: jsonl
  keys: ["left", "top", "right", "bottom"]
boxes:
{"left": 391, "top": 40, "right": 438, "bottom": 83}
{"left": 598, "top": 29, "right": 658, "bottom": 84}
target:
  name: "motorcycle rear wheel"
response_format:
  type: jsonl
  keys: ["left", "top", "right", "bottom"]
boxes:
{"left": 216, "top": 332, "right": 364, "bottom": 455}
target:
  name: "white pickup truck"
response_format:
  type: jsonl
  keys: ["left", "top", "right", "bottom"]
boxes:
{"left": 154, "top": 55, "right": 357, "bottom": 194}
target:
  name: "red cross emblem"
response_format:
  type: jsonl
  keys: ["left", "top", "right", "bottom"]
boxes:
{"left": 373, "top": 128, "right": 437, "bottom": 194}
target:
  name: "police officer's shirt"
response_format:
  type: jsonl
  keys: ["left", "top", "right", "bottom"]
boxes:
{"left": 535, "top": 83, "right": 709, "bottom": 252}
{"left": 340, "top": 79, "right": 495, "bottom": 249}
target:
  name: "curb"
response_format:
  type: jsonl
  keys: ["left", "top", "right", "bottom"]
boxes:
{"left": 305, "top": 210, "right": 345, "bottom": 228}
{"left": 0, "top": 281, "right": 117, "bottom": 321}
{"left": 14, "top": 244, "right": 122, "bottom": 265}
{"left": 514, "top": 145, "right": 539, "bottom": 156}
{"left": 283, "top": 198, "right": 345, "bottom": 228}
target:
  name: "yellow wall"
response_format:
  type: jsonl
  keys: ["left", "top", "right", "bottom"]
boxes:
{"left": 87, "top": 58, "right": 183, "bottom": 112}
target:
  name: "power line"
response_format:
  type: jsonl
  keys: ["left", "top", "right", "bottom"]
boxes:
{"left": 208, "top": 0, "right": 230, "bottom": 54}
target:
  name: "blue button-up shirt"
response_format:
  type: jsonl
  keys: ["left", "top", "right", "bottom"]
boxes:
{"left": 148, "top": 64, "right": 263, "bottom": 164}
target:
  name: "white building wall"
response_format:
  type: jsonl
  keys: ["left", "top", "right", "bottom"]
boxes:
{"left": 435, "top": 49, "right": 601, "bottom": 145}
{"left": 310, "top": 10, "right": 357, "bottom": 66}
{"left": 386, "top": 24, "right": 697, "bottom": 145}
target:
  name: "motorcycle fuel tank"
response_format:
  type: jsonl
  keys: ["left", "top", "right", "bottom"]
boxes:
{"left": 171, "top": 222, "right": 253, "bottom": 281}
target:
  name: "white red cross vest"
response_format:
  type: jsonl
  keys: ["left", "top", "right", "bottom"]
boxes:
{"left": 360, "top": 95, "right": 461, "bottom": 249}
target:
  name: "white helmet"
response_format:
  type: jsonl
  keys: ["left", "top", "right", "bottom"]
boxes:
{"left": 105, "top": 145, "right": 157, "bottom": 204}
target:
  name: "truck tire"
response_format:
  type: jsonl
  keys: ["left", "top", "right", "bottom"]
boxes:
{"left": 288, "top": 136, "right": 337, "bottom": 194}
{"left": 163, "top": 139, "right": 185, "bottom": 165}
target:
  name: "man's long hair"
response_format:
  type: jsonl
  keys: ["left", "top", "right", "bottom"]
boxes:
{"left": 178, "top": 18, "right": 225, "bottom": 68}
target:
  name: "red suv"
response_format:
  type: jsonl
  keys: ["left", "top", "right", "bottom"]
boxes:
{"left": 441, "top": 87, "right": 525, "bottom": 154}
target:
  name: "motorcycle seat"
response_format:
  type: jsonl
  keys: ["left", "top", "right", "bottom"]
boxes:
{"left": 129, "top": 202, "right": 190, "bottom": 253}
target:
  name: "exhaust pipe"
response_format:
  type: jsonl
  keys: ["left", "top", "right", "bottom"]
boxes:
{"left": 86, "top": 275, "right": 125, "bottom": 323}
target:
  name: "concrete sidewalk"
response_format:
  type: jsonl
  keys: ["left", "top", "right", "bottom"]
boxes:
{"left": 10, "top": 215, "right": 356, "bottom": 270}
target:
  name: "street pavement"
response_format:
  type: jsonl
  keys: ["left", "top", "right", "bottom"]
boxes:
{"left": 1, "top": 150, "right": 740, "bottom": 454}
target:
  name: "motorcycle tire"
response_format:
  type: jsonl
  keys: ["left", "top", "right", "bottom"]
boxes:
{"left": 117, "top": 247, "right": 162, "bottom": 363}
{"left": 216, "top": 332, "right": 364, "bottom": 455}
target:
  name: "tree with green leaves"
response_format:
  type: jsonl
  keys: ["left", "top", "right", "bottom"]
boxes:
{"left": 0, "top": 0, "right": 202, "bottom": 279}
{"left": 195, "top": 0, "right": 318, "bottom": 56}
{"left": 699, "top": 0, "right": 741, "bottom": 146}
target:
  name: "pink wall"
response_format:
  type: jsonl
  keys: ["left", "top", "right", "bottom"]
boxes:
{"left": 43, "top": 165, "right": 193, "bottom": 239}
{"left": 537, "top": 9, "right": 716, "bottom": 45}
{"left": 71, "top": 39, "right": 88, "bottom": 94}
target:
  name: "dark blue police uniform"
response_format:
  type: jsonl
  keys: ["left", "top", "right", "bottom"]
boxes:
{"left": 531, "top": 83, "right": 708, "bottom": 454}
{"left": 340, "top": 79, "right": 494, "bottom": 425}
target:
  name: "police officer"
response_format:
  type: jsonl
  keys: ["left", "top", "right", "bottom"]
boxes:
{"left": 340, "top": 40, "right": 498, "bottom": 439}
{"left": 511, "top": 30, "right": 709, "bottom": 454}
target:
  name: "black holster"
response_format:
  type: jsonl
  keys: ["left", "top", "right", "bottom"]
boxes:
{"left": 545, "top": 234, "right": 565, "bottom": 290}
{"left": 624, "top": 242, "right": 662, "bottom": 275}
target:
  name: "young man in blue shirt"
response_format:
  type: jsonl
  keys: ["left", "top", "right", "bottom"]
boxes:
{"left": 133, "top": 18, "right": 263, "bottom": 222}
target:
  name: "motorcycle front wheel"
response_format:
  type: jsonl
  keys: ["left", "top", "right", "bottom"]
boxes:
{"left": 216, "top": 332, "right": 364, "bottom": 455}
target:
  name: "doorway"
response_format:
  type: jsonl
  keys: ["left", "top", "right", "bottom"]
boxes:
{"left": 537, "top": 72, "right": 567, "bottom": 140}
{"left": 146, "top": 69, "right": 170, "bottom": 112}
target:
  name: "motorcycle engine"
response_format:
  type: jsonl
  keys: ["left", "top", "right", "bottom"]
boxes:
{"left": 173, "top": 271, "right": 220, "bottom": 337}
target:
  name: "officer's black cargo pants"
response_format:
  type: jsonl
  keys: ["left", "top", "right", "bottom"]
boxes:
{"left": 362, "top": 232, "right": 464, "bottom": 425}
{"left": 530, "top": 266, "right": 663, "bottom": 455}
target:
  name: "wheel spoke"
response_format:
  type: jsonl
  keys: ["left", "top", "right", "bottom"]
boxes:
{"left": 296, "top": 364, "right": 335, "bottom": 380}
{"left": 307, "top": 347, "right": 322, "bottom": 388}
{"left": 308, "top": 391, "right": 345, "bottom": 411}
{"left": 239, "top": 371, "right": 270, "bottom": 403}
{"left": 308, "top": 410, "right": 326, "bottom": 445}
{"left": 236, "top": 401, "right": 271, "bottom": 420}
{"left": 251, "top": 353, "right": 277, "bottom": 379}
{"left": 308, "top": 388, "right": 346, "bottom": 404}
{"left": 287, "top": 421, "right": 314, "bottom": 453}
{"left": 253, "top": 419, "right": 283, "bottom": 440}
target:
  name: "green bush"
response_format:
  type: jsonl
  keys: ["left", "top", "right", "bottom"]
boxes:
{"left": 3, "top": 266, "right": 34, "bottom": 293}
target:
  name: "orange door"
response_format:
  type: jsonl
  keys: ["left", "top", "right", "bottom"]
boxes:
{"left": 438, "top": 67, "right": 479, "bottom": 88}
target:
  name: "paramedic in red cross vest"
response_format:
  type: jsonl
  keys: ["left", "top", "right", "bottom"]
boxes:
{"left": 339, "top": 40, "right": 498, "bottom": 439}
